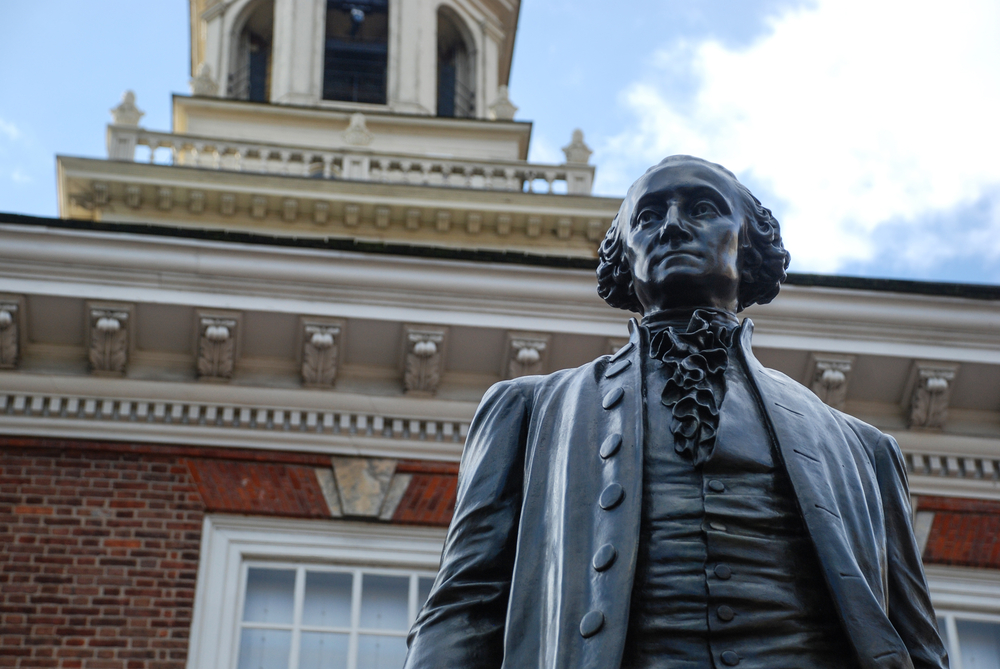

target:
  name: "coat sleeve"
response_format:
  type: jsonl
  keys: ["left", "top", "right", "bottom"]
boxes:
{"left": 403, "top": 379, "right": 530, "bottom": 669}
{"left": 874, "top": 433, "right": 950, "bottom": 669}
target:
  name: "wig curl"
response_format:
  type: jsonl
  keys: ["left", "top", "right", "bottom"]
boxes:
{"left": 597, "top": 156, "right": 790, "bottom": 314}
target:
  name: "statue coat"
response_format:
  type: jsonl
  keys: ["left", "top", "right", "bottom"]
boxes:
{"left": 403, "top": 320, "right": 948, "bottom": 669}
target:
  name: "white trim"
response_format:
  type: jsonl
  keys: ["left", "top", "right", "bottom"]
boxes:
{"left": 926, "top": 565, "right": 1000, "bottom": 617}
{"left": 186, "top": 514, "right": 446, "bottom": 669}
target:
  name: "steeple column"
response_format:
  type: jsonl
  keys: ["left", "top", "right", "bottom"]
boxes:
{"left": 271, "top": 0, "right": 326, "bottom": 105}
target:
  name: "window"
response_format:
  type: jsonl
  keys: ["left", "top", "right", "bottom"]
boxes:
{"left": 436, "top": 7, "right": 475, "bottom": 118}
{"left": 937, "top": 613, "right": 1000, "bottom": 669}
{"left": 186, "top": 516, "right": 446, "bottom": 669}
{"left": 237, "top": 564, "right": 434, "bottom": 669}
{"left": 323, "top": 0, "right": 389, "bottom": 104}
{"left": 229, "top": 0, "right": 274, "bottom": 102}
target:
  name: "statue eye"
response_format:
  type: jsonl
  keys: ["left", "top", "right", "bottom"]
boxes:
{"left": 691, "top": 200, "right": 720, "bottom": 218}
{"left": 636, "top": 208, "right": 660, "bottom": 226}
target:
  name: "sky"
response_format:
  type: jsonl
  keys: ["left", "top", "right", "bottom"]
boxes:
{"left": 2, "top": 1, "right": 1000, "bottom": 284}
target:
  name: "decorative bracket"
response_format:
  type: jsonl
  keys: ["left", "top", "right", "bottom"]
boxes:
{"left": 86, "top": 303, "right": 132, "bottom": 376}
{"left": 505, "top": 332, "right": 550, "bottom": 379}
{"left": 807, "top": 353, "right": 854, "bottom": 410}
{"left": 0, "top": 297, "right": 22, "bottom": 370}
{"left": 906, "top": 361, "right": 959, "bottom": 429}
{"left": 300, "top": 318, "right": 344, "bottom": 388}
{"left": 197, "top": 313, "right": 240, "bottom": 381}
{"left": 403, "top": 325, "right": 447, "bottom": 395}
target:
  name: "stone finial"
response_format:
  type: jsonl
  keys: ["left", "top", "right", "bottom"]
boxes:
{"left": 403, "top": 326, "right": 447, "bottom": 395}
{"left": 343, "top": 113, "right": 374, "bottom": 146}
{"left": 301, "top": 321, "right": 342, "bottom": 388}
{"left": 908, "top": 362, "right": 959, "bottom": 429}
{"left": 110, "top": 90, "right": 144, "bottom": 126}
{"left": 0, "top": 301, "right": 20, "bottom": 369}
{"left": 562, "top": 128, "right": 593, "bottom": 165}
{"left": 808, "top": 354, "right": 854, "bottom": 410}
{"left": 198, "top": 316, "right": 238, "bottom": 380}
{"left": 488, "top": 85, "right": 518, "bottom": 121}
{"left": 88, "top": 307, "right": 130, "bottom": 376}
{"left": 506, "top": 333, "right": 550, "bottom": 379}
{"left": 190, "top": 63, "right": 219, "bottom": 97}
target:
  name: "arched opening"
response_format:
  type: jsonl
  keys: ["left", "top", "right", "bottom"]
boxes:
{"left": 229, "top": 0, "right": 274, "bottom": 102}
{"left": 436, "top": 7, "right": 475, "bottom": 118}
{"left": 323, "top": 0, "right": 389, "bottom": 104}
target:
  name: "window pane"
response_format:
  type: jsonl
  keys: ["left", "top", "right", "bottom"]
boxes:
{"left": 359, "top": 574, "right": 410, "bottom": 630}
{"left": 237, "top": 628, "right": 291, "bottom": 669}
{"left": 357, "top": 634, "right": 408, "bottom": 669}
{"left": 303, "top": 571, "right": 353, "bottom": 628}
{"left": 418, "top": 577, "right": 434, "bottom": 610}
{"left": 243, "top": 568, "right": 296, "bottom": 624}
{"left": 957, "top": 619, "right": 1000, "bottom": 669}
{"left": 298, "top": 631, "right": 349, "bottom": 669}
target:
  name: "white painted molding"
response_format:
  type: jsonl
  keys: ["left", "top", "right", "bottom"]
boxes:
{"left": 926, "top": 565, "right": 1000, "bottom": 616}
{"left": 0, "top": 373, "right": 472, "bottom": 461}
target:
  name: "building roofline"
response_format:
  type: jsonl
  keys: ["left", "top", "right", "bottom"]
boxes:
{"left": 2, "top": 211, "right": 998, "bottom": 301}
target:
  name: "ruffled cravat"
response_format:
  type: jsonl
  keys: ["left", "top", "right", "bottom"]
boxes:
{"left": 643, "top": 308, "right": 738, "bottom": 466}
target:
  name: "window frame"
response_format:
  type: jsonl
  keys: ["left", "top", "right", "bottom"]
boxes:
{"left": 186, "top": 514, "right": 446, "bottom": 669}
{"left": 926, "top": 565, "right": 1000, "bottom": 669}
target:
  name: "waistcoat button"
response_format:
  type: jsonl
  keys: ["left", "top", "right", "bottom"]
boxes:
{"left": 721, "top": 650, "right": 740, "bottom": 666}
{"left": 709, "top": 521, "right": 727, "bottom": 531}
{"left": 599, "top": 483, "right": 625, "bottom": 510}
{"left": 592, "top": 543, "right": 617, "bottom": 571}
{"left": 714, "top": 564, "right": 732, "bottom": 580}
{"left": 717, "top": 605, "right": 735, "bottom": 622}
{"left": 602, "top": 387, "right": 624, "bottom": 409}
{"left": 579, "top": 610, "right": 605, "bottom": 638}
{"left": 708, "top": 479, "right": 726, "bottom": 492}
{"left": 605, "top": 358, "right": 632, "bottom": 378}
{"left": 600, "top": 434, "right": 622, "bottom": 459}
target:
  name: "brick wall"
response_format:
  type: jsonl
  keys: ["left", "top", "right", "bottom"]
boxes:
{"left": 0, "top": 443, "right": 204, "bottom": 669}
{"left": 919, "top": 495, "right": 1000, "bottom": 569}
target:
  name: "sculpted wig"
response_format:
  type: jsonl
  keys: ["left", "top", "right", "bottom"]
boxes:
{"left": 596, "top": 155, "right": 790, "bottom": 314}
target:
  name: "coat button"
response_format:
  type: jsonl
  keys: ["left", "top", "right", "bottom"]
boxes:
{"left": 592, "top": 544, "right": 617, "bottom": 571}
{"left": 708, "top": 480, "right": 725, "bottom": 492}
{"left": 717, "top": 605, "right": 735, "bottom": 622}
{"left": 579, "top": 610, "right": 604, "bottom": 638}
{"left": 600, "top": 434, "right": 622, "bottom": 459}
{"left": 599, "top": 483, "right": 625, "bottom": 510}
{"left": 721, "top": 650, "right": 740, "bottom": 666}
{"left": 714, "top": 564, "right": 732, "bottom": 580}
{"left": 605, "top": 358, "right": 632, "bottom": 379}
{"left": 709, "top": 521, "right": 727, "bottom": 532}
{"left": 602, "top": 387, "right": 624, "bottom": 409}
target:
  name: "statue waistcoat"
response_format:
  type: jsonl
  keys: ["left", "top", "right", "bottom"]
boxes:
{"left": 621, "top": 340, "right": 856, "bottom": 669}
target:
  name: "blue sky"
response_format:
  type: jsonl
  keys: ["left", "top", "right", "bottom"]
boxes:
{"left": 2, "top": 1, "right": 999, "bottom": 284}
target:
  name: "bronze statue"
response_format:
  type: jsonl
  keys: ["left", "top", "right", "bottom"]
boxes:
{"left": 404, "top": 156, "right": 948, "bottom": 669}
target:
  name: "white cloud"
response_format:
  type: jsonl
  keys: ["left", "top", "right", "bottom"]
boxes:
{"left": 0, "top": 117, "right": 21, "bottom": 142}
{"left": 10, "top": 168, "right": 31, "bottom": 185}
{"left": 599, "top": 0, "right": 1000, "bottom": 274}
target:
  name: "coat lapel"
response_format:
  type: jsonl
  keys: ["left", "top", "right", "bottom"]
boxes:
{"left": 736, "top": 319, "right": 912, "bottom": 669}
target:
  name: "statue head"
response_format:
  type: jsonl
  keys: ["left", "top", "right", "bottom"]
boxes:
{"left": 597, "top": 155, "right": 790, "bottom": 316}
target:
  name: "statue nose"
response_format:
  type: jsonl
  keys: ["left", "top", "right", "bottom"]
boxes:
{"left": 660, "top": 203, "right": 686, "bottom": 241}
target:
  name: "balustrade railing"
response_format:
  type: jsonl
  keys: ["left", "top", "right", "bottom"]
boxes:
{"left": 107, "top": 125, "right": 595, "bottom": 195}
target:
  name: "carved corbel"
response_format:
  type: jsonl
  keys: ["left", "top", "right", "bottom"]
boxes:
{"left": 197, "top": 313, "right": 240, "bottom": 381}
{"left": 403, "top": 325, "right": 447, "bottom": 395}
{"left": 86, "top": 303, "right": 132, "bottom": 376}
{"left": 906, "top": 361, "right": 959, "bottom": 429}
{"left": 0, "top": 298, "right": 22, "bottom": 369}
{"left": 807, "top": 354, "right": 854, "bottom": 410}
{"left": 300, "top": 319, "right": 344, "bottom": 388}
{"left": 506, "top": 332, "right": 550, "bottom": 379}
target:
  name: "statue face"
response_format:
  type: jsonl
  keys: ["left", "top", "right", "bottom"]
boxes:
{"left": 623, "top": 160, "right": 744, "bottom": 315}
